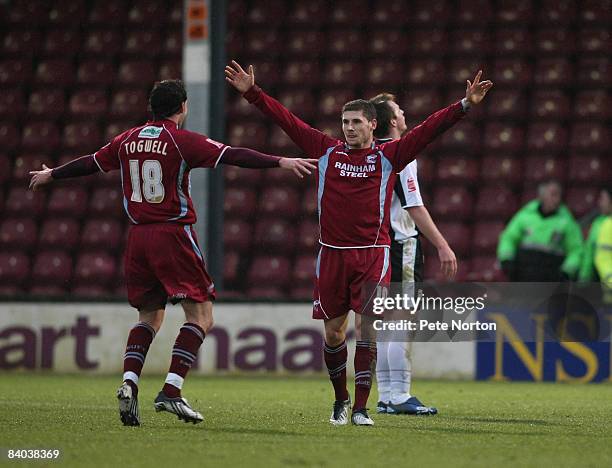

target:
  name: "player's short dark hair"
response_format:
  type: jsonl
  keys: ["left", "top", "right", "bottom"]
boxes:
{"left": 369, "top": 93, "right": 397, "bottom": 139}
{"left": 149, "top": 79, "right": 187, "bottom": 120}
{"left": 342, "top": 99, "right": 376, "bottom": 122}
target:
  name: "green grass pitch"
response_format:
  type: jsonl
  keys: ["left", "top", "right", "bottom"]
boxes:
{"left": 1, "top": 374, "right": 611, "bottom": 467}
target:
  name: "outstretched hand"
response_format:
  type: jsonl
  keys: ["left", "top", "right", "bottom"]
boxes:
{"left": 465, "top": 70, "right": 493, "bottom": 105}
{"left": 279, "top": 158, "right": 318, "bottom": 178}
{"left": 29, "top": 164, "right": 54, "bottom": 191}
{"left": 225, "top": 60, "right": 255, "bottom": 93}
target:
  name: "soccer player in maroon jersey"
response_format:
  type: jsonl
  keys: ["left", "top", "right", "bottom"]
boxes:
{"left": 226, "top": 62, "right": 492, "bottom": 425}
{"left": 29, "top": 80, "right": 317, "bottom": 427}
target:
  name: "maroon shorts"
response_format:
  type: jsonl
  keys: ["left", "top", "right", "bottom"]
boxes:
{"left": 124, "top": 223, "right": 216, "bottom": 310}
{"left": 312, "top": 246, "right": 391, "bottom": 320}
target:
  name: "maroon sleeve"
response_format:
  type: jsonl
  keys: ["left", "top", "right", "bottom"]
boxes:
{"left": 51, "top": 155, "right": 100, "bottom": 179}
{"left": 175, "top": 131, "right": 228, "bottom": 168}
{"left": 219, "top": 147, "right": 281, "bottom": 168}
{"left": 93, "top": 137, "right": 121, "bottom": 172}
{"left": 381, "top": 101, "right": 466, "bottom": 172}
{"left": 243, "top": 85, "right": 339, "bottom": 158}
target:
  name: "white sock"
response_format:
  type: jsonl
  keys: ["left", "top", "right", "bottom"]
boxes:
{"left": 164, "top": 372, "right": 184, "bottom": 390}
{"left": 123, "top": 371, "right": 139, "bottom": 386}
{"left": 389, "top": 341, "right": 412, "bottom": 405}
{"left": 375, "top": 341, "right": 391, "bottom": 403}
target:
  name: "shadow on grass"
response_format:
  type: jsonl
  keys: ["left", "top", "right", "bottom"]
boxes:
{"left": 454, "top": 417, "right": 560, "bottom": 426}
{"left": 398, "top": 425, "right": 548, "bottom": 436}
{"left": 204, "top": 426, "right": 307, "bottom": 437}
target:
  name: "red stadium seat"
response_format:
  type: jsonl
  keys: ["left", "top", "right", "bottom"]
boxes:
{"left": 73, "top": 252, "right": 117, "bottom": 286}
{"left": 534, "top": 59, "right": 573, "bottom": 86}
{"left": 574, "top": 91, "right": 610, "bottom": 120}
{"left": 227, "top": 122, "right": 268, "bottom": 148}
{"left": 48, "top": 0, "right": 87, "bottom": 25}
{"left": 431, "top": 187, "right": 473, "bottom": 220}
{"left": 472, "top": 221, "right": 505, "bottom": 254}
{"left": 454, "top": 0, "right": 493, "bottom": 24}
{"left": 89, "top": 0, "right": 127, "bottom": 25}
{"left": 0, "top": 154, "right": 11, "bottom": 185}
{"left": 449, "top": 29, "right": 488, "bottom": 55}
{"left": 245, "top": 28, "right": 281, "bottom": 57}
{"left": 12, "top": 154, "right": 48, "bottom": 182}
{"left": 104, "top": 121, "right": 134, "bottom": 143}
{"left": 247, "top": 256, "right": 291, "bottom": 287}
{"left": 89, "top": 187, "right": 124, "bottom": 218}
{"left": 568, "top": 155, "right": 607, "bottom": 184}
{"left": 526, "top": 123, "right": 567, "bottom": 152}
{"left": 566, "top": 187, "right": 599, "bottom": 218}
{"left": 40, "top": 218, "right": 80, "bottom": 248}
{"left": 449, "top": 58, "right": 488, "bottom": 86}
{"left": 467, "top": 256, "right": 502, "bottom": 282}
{"left": 480, "top": 155, "right": 523, "bottom": 185}
{"left": 0, "top": 251, "right": 30, "bottom": 286}
{"left": 293, "top": 254, "right": 316, "bottom": 286}
{"left": 483, "top": 123, "right": 524, "bottom": 152}
{"left": 328, "top": 0, "right": 368, "bottom": 25}
{"left": 22, "top": 122, "right": 61, "bottom": 152}
{"left": 265, "top": 167, "right": 304, "bottom": 187}
{"left": 494, "top": 28, "right": 530, "bottom": 56}
{"left": 530, "top": 90, "right": 571, "bottom": 120}
{"left": 286, "top": 0, "right": 325, "bottom": 26}
{"left": 127, "top": 0, "right": 167, "bottom": 27}
{"left": 35, "top": 59, "right": 74, "bottom": 87}
{"left": 80, "top": 219, "right": 123, "bottom": 251}
{"left": 302, "top": 187, "right": 318, "bottom": 217}
{"left": 5, "top": 0, "right": 49, "bottom": 24}
{"left": 538, "top": 0, "right": 576, "bottom": 24}
{"left": 5, "top": 187, "right": 45, "bottom": 218}
{"left": 245, "top": 286, "right": 286, "bottom": 300}
{"left": 407, "top": 60, "right": 445, "bottom": 86}
{"left": 0, "top": 218, "right": 37, "bottom": 251}
{"left": 31, "top": 250, "right": 73, "bottom": 286}
{"left": 576, "top": 58, "right": 611, "bottom": 87}
{"left": 579, "top": 0, "right": 612, "bottom": 24}
{"left": 0, "top": 88, "right": 25, "bottom": 120}
{"left": 409, "top": 0, "right": 451, "bottom": 25}
{"left": 2, "top": 29, "right": 41, "bottom": 56}
{"left": 27, "top": 89, "right": 66, "bottom": 118}
{"left": 246, "top": 0, "right": 286, "bottom": 25}
{"left": 109, "top": 90, "right": 148, "bottom": 120}
{"left": 47, "top": 187, "right": 88, "bottom": 217}
{"left": 159, "top": 60, "right": 182, "bottom": 81}
{"left": 82, "top": 29, "right": 123, "bottom": 57}
{"left": 254, "top": 219, "right": 296, "bottom": 253}
{"left": 268, "top": 127, "right": 300, "bottom": 154}
{"left": 248, "top": 61, "right": 281, "bottom": 87}
{"left": 167, "top": 2, "right": 183, "bottom": 25}
{"left": 163, "top": 28, "right": 183, "bottom": 57}
{"left": 410, "top": 29, "right": 448, "bottom": 56}
{"left": 368, "top": 29, "right": 408, "bottom": 57}
{"left": 327, "top": 30, "right": 362, "bottom": 57}
{"left": 286, "top": 30, "right": 324, "bottom": 58}
{"left": 486, "top": 90, "right": 526, "bottom": 120}
{"left": 436, "top": 222, "right": 471, "bottom": 256}
{"left": 29, "top": 285, "right": 69, "bottom": 297}
{"left": 524, "top": 156, "right": 567, "bottom": 182}
{"left": 323, "top": 62, "right": 362, "bottom": 87}
{"left": 365, "top": 60, "right": 403, "bottom": 87}
{"left": 297, "top": 219, "right": 320, "bottom": 253}
{"left": 491, "top": 59, "right": 532, "bottom": 86}
{"left": 0, "top": 122, "right": 20, "bottom": 152}
{"left": 117, "top": 60, "right": 156, "bottom": 87}
{"left": 276, "top": 90, "right": 315, "bottom": 121}
{"left": 223, "top": 166, "right": 263, "bottom": 188}
{"left": 123, "top": 30, "right": 159, "bottom": 57}
{"left": 62, "top": 122, "right": 102, "bottom": 152}
{"left": 535, "top": 29, "right": 574, "bottom": 55}
{"left": 258, "top": 187, "right": 300, "bottom": 218}
{"left": 436, "top": 156, "right": 479, "bottom": 184}
{"left": 401, "top": 90, "right": 443, "bottom": 119}
{"left": 569, "top": 123, "right": 608, "bottom": 151}
{"left": 223, "top": 250, "right": 241, "bottom": 285}
{"left": 318, "top": 89, "right": 354, "bottom": 117}
{"left": 43, "top": 29, "right": 81, "bottom": 57}
{"left": 77, "top": 60, "right": 115, "bottom": 87}
{"left": 72, "top": 285, "right": 114, "bottom": 298}
{"left": 224, "top": 187, "right": 257, "bottom": 219}
{"left": 474, "top": 186, "right": 519, "bottom": 220}
{"left": 224, "top": 219, "right": 253, "bottom": 253}
{"left": 578, "top": 28, "right": 609, "bottom": 54}
{"left": 68, "top": 90, "right": 108, "bottom": 118}
{"left": 438, "top": 123, "right": 481, "bottom": 151}
{"left": 0, "top": 59, "right": 32, "bottom": 86}
{"left": 496, "top": 0, "right": 534, "bottom": 24}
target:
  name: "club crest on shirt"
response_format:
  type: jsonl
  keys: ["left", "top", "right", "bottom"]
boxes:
{"left": 366, "top": 154, "right": 377, "bottom": 164}
{"left": 138, "top": 126, "right": 163, "bottom": 139}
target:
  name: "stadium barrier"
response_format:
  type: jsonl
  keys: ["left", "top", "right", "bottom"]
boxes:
{"left": 0, "top": 303, "right": 473, "bottom": 378}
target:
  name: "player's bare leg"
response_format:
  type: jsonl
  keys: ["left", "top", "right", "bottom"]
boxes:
{"left": 324, "top": 313, "right": 351, "bottom": 425}
{"left": 118, "top": 307, "right": 165, "bottom": 426}
{"left": 351, "top": 313, "right": 376, "bottom": 426}
{"left": 154, "top": 300, "right": 213, "bottom": 424}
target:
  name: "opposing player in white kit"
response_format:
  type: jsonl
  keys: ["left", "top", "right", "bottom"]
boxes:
{"left": 370, "top": 93, "right": 458, "bottom": 415}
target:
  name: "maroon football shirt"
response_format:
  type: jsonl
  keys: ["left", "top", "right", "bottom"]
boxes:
{"left": 94, "top": 120, "right": 227, "bottom": 225}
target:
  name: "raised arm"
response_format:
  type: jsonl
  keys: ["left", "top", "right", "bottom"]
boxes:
{"left": 29, "top": 152, "right": 108, "bottom": 191}
{"left": 384, "top": 70, "right": 493, "bottom": 172}
{"left": 225, "top": 61, "right": 338, "bottom": 158}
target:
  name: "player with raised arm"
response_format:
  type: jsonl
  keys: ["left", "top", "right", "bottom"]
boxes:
{"left": 226, "top": 62, "right": 492, "bottom": 426}
{"left": 29, "top": 80, "right": 316, "bottom": 427}
{"left": 370, "top": 93, "right": 458, "bottom": 416}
